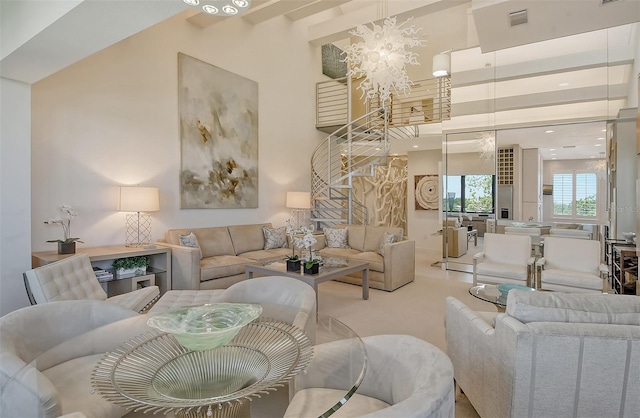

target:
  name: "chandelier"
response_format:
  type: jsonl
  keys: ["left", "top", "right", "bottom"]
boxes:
{"left": 476, "top": 132, "right": 495, "bottom": 161}
{"left": 343, "top": 15, "right": 423, "bottom": 105}
{"left": 587, "top": 159, "right": 608, "bottom": 179}
{"left": 182, "top": 0, "right": 251, "bottom": 16}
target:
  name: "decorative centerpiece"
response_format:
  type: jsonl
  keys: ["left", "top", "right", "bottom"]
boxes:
{"left": 44, "top": 204, "right": 83, "bottom": 254}
{"left": 285, "top": 219, "right": 301, "bottom": 272}
{"left": 293, "top": 226, "right": 322, "bottom": 274}
{"left": 147, "top": 303, "right": 263, "bottom": 351}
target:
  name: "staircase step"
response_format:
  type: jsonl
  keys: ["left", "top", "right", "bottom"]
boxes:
{"left": 311, "top": 217, "right": 348, "bottom": 223}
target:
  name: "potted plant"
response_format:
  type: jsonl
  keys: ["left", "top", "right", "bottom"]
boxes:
{"left": 44, "top": 205, "right": 83, "bottom": 254}
{"left": 112, "top": 256, "right": 150, "bottom": 276}
{"left": 293, "top": 226, "right": 322, "bottom": 275}
{"left": 285, "top": 220, "right": 302, "bottom": 272}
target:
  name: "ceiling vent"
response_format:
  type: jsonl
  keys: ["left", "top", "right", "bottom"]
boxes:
{"left": 563, "top": 145, "right": 577, "bottom": 149}
{"left": 509, "top": 9, "right": 528, "bottom": 26}
{"left": 602, "top": 0, "right": 619, "bottom": 4}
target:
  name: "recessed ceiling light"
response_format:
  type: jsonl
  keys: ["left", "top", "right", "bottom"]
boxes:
{"left": 601, "top": 129, "right": 607, "bottom": 132}
{"left": 590, "top": 155, "right": 596, "bottom": 158}
{"left": 552, "top": 157, "right": 557, "bottom": 160}
{"left": 597, "top": 137, "right": 605, "bottom": 140}
{"left": 412, "top": 145, "right": 419, "bottom": 148}
{"left": 559, "top": 82, "right": 569, "bottom": 87}
{"left": 549, "top": 148, "right": 556, "bottom": 151}
{"left": 545, "top": 130, "right": 554, "bottom": 134}
{"left": 594, "top": 144, "right": 602, "bottom": 147}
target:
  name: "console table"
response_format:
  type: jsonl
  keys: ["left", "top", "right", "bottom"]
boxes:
{"left": 31, "top": 245, "right": 172, "bottom": 295}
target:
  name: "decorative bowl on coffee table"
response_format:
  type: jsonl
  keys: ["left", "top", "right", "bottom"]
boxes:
{"left": 147, "top": 303, "right": 262, "bottom": 351}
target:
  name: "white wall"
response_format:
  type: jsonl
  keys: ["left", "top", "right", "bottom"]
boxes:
{"left": 445, "top": 151, "right": 494, "bottom": 175}
{"left": 407, "top": 149, "right": 442, "bottom": 252}
{"left": 0, "top": 78, "right": 33, "bottom": 315}
{"left": 542, "top": 159, "right": 607, "bottom": 224}
{"left": 30, "top": 13, "right": 326, "bottom": 252}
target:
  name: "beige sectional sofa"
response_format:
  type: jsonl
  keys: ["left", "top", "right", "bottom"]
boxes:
{"left": 158, "top": 223, "right": 291, "bottom": 290}
{"left": 318, "top": 224, "right": 415, "bottom": 291}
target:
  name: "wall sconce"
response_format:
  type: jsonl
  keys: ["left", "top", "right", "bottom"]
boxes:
{"left": 119, "top": 186, "right": 160, "bottom": 247}
{"left": 286, "top": 191, "right": 311, "bottom": 231}
{"left": 432, "top": 52, "right": 450, "bottom": 77}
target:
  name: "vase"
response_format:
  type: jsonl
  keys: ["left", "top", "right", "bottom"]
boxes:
{"left": 303, "top": 263, "right": 319, "bottom": 275}
{"left": 58, "top": 242, "right": 76, "bottom": 255}
{"left": 286, "top": 259, "right": 301, "bottom": 272}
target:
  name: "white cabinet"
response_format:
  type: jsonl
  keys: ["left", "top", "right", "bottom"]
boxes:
{"left": 521, "top": 148, "right": 543, "bottom": 221}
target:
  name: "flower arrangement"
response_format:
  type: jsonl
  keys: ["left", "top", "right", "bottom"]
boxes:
{"left": 44, "top": 205, "right": 83, "bottom": 244}
{"left": 293, "top": 226, "right": 321, "bottom": 269}
{"left": 284, "top": 219, "right": 298, "bottom": 261}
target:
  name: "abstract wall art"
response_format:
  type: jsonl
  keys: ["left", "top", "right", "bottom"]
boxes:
{"left": 414, "top": 174, "right": 439, "bottom": 210}
{"left": 178, "top": 53, "right": 259, "bottom": 209}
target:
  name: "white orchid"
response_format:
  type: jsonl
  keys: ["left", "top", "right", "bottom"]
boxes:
{"left": 44, "top": 204, "right": 82, "bottom": 244}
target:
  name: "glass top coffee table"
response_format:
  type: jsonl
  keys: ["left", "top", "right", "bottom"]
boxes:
{"left": 469, "top": 284, "right": 535, "bottom": 312}
{"left": 245, "top": 259, "right": 369, "bottom": 310}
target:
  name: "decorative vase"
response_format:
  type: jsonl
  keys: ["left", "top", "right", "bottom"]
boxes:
{"left": 303, "top": 263, "right": 319, "bottom": 275}
{"left": 58, "top": 242, "right": 76, "bottom": 255}
{"left": 286, "top": 259, "right": 301, "bottom": 272}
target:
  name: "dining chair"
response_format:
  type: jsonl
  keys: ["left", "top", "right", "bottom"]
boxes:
{"left": 536, "top": 236, "right": 608, "bottom": 293}
{"left": 283, "top": 334, "right": 454, "bottom": 418}
{"left": 23, "top": 253, "right": 160, "bottom": 313}
{"left": 473, "top": 233, "right": 535, "bottom": 287}
{"left": 504, "top": 226, "right": 543, "bottom": 256}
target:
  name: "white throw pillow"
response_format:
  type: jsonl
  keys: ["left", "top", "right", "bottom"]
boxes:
{"left": 179, "top": 231, "right": 202, "bottom": 259}
{"left": 324, "top": 228, "right": 349, "bottom": 248}
{"left": 376, "top": 231, "right": 396, "bottom": 255}
{"left": 263, "top": 226, "right": 288, "bottom": 250}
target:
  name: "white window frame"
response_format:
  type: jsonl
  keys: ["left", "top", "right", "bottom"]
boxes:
{"left": 551, "top": 170, "right": 598, "bottom": 220}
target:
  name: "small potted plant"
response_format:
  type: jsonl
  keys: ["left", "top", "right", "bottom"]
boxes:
{"left": 293, "top": 226, "right": 321, "bottom": 275}
{"left": 285, "top": 220, "right": 301, "bottom": 272}
{"left": 44, "top": 204, "right": 83, "bottom": 254}
{"left": 112, "top": 256, "right": 150, "bottom": 276}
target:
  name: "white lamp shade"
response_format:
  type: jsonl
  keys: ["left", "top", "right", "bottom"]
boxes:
{"left": 432, "top": 53, "right": 450, "bottom": 77}
{"left": 119, "top": 187, "right": 160, "bottom": 212}
{"left": 286, "top": 192, "right": 311, "bottom": 209}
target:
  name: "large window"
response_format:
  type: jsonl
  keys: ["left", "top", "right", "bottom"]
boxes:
{"left": 552, "top": 172, "right": 597, "bottom": 218}
{"left": 443, "top": 175, "right": 495, "bottom": 213}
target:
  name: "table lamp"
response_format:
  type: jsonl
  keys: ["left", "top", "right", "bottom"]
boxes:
{"left": 119, "top": 186, "right": 160, "bottom": 247}
{"left": 286, "top": 191, "right": 311, "bottom": 232}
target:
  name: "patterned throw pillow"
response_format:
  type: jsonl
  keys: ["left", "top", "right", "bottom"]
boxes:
{"left": 263, "top": 226, "right": 288, "bottom": 250}
{"left": 325, "top": 228, "right": 349, "bottom": 248}
{"left": 179, "top": 231, "right": 202, "bottom": 259}
{"left": 377, "top": 231, "right": 396, "bottom": 255}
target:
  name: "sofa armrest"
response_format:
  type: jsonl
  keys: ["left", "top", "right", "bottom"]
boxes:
{"left": 155, "top": 242, "right": 201, "bottom": 290}
{"left": 382, "top": 239, "right": 415, "bottom": 289}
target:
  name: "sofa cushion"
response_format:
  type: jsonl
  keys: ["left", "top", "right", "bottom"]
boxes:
{"left": 377, "top": 231, "right": 396, "bottom": 256}
{"left": 350, "top": 252, "right": 384, "bottom": 272}
{"left": 363, "top": 226, "right": 403, "bottom": 253}
{"left": 346, "top": 225, "right": 366, "bottom": 251}
{"left": 167, "top": 227, "right": 235, "bottom": 259}
{"left": 506, "top": 290, "right": 640, "bottom": 325}
{"left": 179, "top": 231, "right": 202, "bottom": 259}
{"left": 200, "top": 255, "right": 257, "bottom": 281}
{"left": 320, "top": 248, "right": 362, "bottom": 259}
{"left": 229, "top": 224, "right": 270, "bottom": 255}
{"left": 262, "top": 226, "right": 287, "bottom": 250}
{"left": 325, "top": 228, "right": 349, "bottom": 248}
{"left": 240, "top": 249, "right": 290, "bottom": 264}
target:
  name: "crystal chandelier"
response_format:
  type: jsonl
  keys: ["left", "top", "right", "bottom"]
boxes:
{"left": 343, "top": 14, "right": 423, "bottom": 104}
{"left": 477, "top": 132, "right": 495, "bottom": 161}
{"left": 182, "top": 0, "right": 251, "bottom": 16}
{"left": 587, "top": 159, "right": 608, "bottom": 179}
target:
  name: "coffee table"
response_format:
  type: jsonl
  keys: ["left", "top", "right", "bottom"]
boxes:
{"left": 246, "top": 260, "right": 369, "bottom": 309}
{"left": 469, "top": 284, "right": 535, "bottom": 312}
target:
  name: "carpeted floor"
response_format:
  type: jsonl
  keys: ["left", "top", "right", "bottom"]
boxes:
{"left": 317, "top": 249, "right": 494, "bottom": 418}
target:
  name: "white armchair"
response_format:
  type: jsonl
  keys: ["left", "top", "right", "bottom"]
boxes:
{"left": 473, "top": 233, "right": 535, "bottom": 287}
{"left": 536, "top": 236, "right": 607, "bottom": 293}
{"left": 504, "top": 226, "right": 543, "bottom": 256}
{"left": 23, "top": 253, "right": 160, "bottom": 313}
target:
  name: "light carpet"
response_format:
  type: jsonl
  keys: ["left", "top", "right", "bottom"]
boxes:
{"left": 316, "top": 250, "right": 493, "bottom": 418}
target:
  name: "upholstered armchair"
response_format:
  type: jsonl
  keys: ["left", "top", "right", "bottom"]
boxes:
{"left": 473, "top": 233, "right": 535, "bottom": 287}
{"left": 283, "top": 335, "right": 454, "bottom": 418}
{"left": 23, "top": 253, "right": 160, "bottom": 313}
{"left": 536, "top": 236, "right": 607, "bottom": 293}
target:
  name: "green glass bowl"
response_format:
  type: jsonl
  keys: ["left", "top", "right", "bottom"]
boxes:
{"left": 147, "top": 303, "right": 263, "bottom": 351}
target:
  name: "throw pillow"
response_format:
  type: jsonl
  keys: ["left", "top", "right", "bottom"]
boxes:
{"left": 376, "top": 231, "right": 396, "bottom": 255}
{"left": 179, "top": 231, "right": 202, "bottom": 259}
{"left": 324, "top": 228, "right": 349, "bottom": 248}
{"left": 263, "top": 226, "right": 288, "bottom": 250}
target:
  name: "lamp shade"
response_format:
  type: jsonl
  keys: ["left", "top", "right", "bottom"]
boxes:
{"left": 119, "top": 187, "right": 159, "bottom": 212}
{"left": 432, "top": 53, "right": 450, "bottom": 77}
{"left": 286, "top": 192, "right": 311, "bottom": 209}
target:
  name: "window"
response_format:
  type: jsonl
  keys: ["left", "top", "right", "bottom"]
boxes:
{"left": 552, "top": 172, "right": 597, "bottom": 218}
{"left": 443, "top": 175, "right": 495, "bottom": 213}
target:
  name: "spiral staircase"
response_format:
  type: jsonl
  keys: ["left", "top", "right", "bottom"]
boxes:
{"left": 311, "top": 76, "right": 451, "bottom": 229}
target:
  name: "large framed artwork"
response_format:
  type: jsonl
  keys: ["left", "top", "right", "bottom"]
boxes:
{"left": 178, "top": 53, "right": 258, "bottom": 209}
{"left": 414, "top": 174, "right": 439, "bottom": 210}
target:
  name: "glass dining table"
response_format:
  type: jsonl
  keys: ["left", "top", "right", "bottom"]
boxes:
{"left": 91, "top": 310, "right": 367, "bottom": 418}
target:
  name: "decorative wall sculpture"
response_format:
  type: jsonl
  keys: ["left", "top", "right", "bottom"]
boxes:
{"left": 178, "top": 53, "right": 258, "bottom": 209}
{"left": 414, "top": 174, "right": 439, "bottom": 210}
{"left": 352, "top": 157, "right": 408, "bottom": 231}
